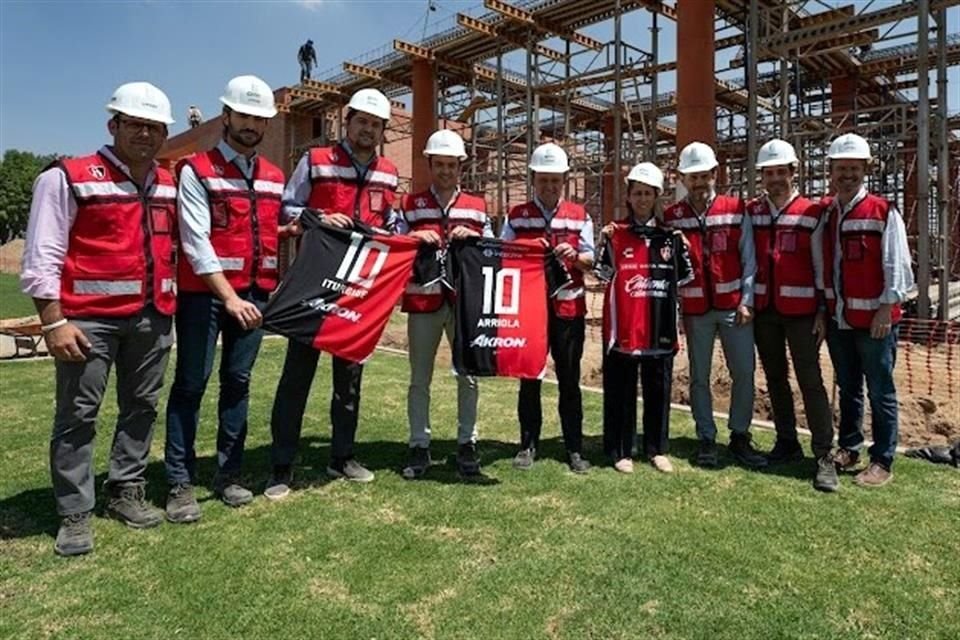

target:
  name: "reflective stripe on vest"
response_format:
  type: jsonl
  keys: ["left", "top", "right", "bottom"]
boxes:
{"left": 73, "top": 280, "right": 143, "bottom": 296}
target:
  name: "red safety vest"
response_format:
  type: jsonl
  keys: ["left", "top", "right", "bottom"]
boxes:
{"left": 400, "top": 189, "right": 488, "bottom": 313}
{"left": 821, "top": 192, "right": 902, "bottom": 329}
{"left": 748, "top": 194, "right": 821, "bottom": 316}
{"left": 664, "top": 195, "right": 745, "bottom": 315}
{"left": 58, "top": 152, "right": 177, "bottom": 318}
{"left": 307, "top": 144, "right": 398, "bottom": 228}
{"left": 506, "top": 200, "right": 588, "bottom": 318}
{"left": 176, "top": 148, "right": 285, "bottom": 294}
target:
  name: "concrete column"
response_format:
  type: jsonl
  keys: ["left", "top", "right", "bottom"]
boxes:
{"left": 411, "top": 59, "right": 437, "bottom": 192}
{"left": 831, "top": 76, "right": 857, "bottom": 130}
{"left": 677, "top": 0, "right": 716, "bottom": 150}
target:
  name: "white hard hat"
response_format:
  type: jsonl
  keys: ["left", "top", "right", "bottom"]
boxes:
{"left": 347, "top": 88, "right": 392, "bottom": 121}
{"left": 625, "top": 162, "right": 664, "bottom": 192}
{"left": 106, "top": 82, "right": 174, "bottom": 125}
{"left": 219, "top": 75, "right": 277, "bottom": 118}
{"left": 529, "top": 142, "right": 569, "bottom": 173}
{"left": 423, "top": 129, "right": 467, "bottom": 160}
{"left": 828, "top": 133, "right": 872, "bottom": 161}
{"left": 756, "top": 138, "right": 798, "bottom": 168}
{"left": 677, "top": 141, "right": 718, "bottom": 174}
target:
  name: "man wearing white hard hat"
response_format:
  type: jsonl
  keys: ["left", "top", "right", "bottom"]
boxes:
{"left": 598, "top": 162, "right": 693, "bottom": 475}
{"left": 664, "top": 141, "right": 767, "bottom": 469}
{"left": 500, "top": 142, "right": 594, "bottom": 474}
{"left": 20, "top": 82, "right": 177, "bottom": 555}
{"left": 164, "top": 75, "right": 287, "bottom": 521}
{"left": 266, "top": 87, "right": 400, "bottom": 497}
{"left": 817, "top": 133, "right": 914, "bottom": 488}
{"left": 748, "top": 139, "right": 837, "bottom": 491}
{"left": 397, "top": 129, "right": 492, "bottom": 479}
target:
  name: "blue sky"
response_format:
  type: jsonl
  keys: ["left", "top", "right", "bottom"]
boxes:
{"left": 1, "top": 0, "right": 956, "bottom": 156}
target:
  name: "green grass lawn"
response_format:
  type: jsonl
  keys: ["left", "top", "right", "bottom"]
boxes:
{"left": 1, "top": 339, "right": 959, "bottom": 640}
{"left": 0, "top": 273, "right": 35, "bottom": 320}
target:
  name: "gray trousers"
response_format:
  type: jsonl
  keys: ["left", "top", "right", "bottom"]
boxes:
{"left": 51, "top": 307, "right": 173, "bottom": 515}
{"left": 754, "top": 309, "right": 833, "bottom": 457}
{"left": 683, "top": 309, "right": 755, "bottom": 441}
{"left": 407, "top": 303, "right": 478, "bottom": 448}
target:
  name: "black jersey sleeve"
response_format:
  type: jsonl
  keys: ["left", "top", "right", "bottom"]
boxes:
{"left": 593, "top": 235, "right": 616, "bottom": 284}
{"left": 674, "top": 230, "right": 695, "bottom": 287}
{"left": 412, "top": 245, "right": 445, "bottom": 287}
{"left": 545, "top": 249, "right": 573, "bottom": 298}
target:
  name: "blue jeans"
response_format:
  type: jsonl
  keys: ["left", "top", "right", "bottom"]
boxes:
{"left": 826, "top": 321, "right": 899, "bottom": 469}
{"left": 164, "top": 288, "right": 268, "bottom": 485}
{"left": 682, "top": 309, "right": 755, "bottom": 441}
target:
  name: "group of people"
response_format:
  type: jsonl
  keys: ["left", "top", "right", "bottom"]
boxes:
{"left": 20, "top": 76, "right": 914, "bottom": 558}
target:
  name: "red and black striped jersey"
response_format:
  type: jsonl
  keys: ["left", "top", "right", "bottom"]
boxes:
{"left": 450, "top": 237, "right": 571, "bottom": 379}
{"left": 263, "top": 210, "right": 436, "bottom": 363}
{"left": 596, "top": 220, "right": 694, "bottom": 356}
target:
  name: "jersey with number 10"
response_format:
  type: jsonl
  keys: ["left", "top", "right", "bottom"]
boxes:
{"left": 263, "top": 210, "right": 431, "bottom": 363}
{"left": 450, "top": 237, "right": 570, "bottom": 378}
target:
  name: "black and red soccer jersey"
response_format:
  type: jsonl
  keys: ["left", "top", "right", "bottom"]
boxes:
{"left": 450, "top": 237, "right": 570, "bottom": 379}
{"left": 263, "top": 210, "right": 434, "bottom": 363}
{"left": 596, "top": 219, "right": 694, "bottom": 356}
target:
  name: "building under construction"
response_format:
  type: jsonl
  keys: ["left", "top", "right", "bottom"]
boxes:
{"left": 160, "top": 0, "right": 960, "bottom": 320}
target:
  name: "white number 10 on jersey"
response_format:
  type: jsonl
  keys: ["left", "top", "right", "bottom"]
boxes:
{"left": 481, "top": 266, "right": 520, "bottom": 315}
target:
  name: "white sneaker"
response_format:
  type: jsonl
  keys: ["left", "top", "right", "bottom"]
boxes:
{"left": 613, "top": 458, "right": 634, "bottom": 474}
{"left": 650, "top": 455, "right": 674, "bottom": 474}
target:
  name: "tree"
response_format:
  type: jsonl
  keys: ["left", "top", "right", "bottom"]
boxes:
{"left": 0, "top": 150, "right": 59, "bottom": 243}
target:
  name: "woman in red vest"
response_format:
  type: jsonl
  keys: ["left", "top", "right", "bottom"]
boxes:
{"left": 20, "top": 82, "right": 176, "bottom": 556}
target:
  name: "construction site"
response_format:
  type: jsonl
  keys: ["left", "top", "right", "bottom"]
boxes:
{"left": 160, "top": 0, "right": 960, "bottom": 321}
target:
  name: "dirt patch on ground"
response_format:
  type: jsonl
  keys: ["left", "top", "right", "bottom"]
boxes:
{"left": 0, "top": 239, "right": 24, "bottom": 274}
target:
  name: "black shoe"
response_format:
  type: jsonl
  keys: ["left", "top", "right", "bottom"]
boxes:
{"left": 212, "top": 474, "right": 254, "bottom": 507}
{"left": 402, "top": 447, "right": 432, "bottom": 480}
{"left": 105, "top": 482, "right": 163, "bottom": 529}
{"left": 165, "top": 483, "right": 201, "bottom": 523}
{"left": 729, "top": 433, "right": 769, "bottom": 470}
{"left": 696, "top": 440, "right": 719, "bottom": 468}
{"left": 54, "top": 512, "right": 93, "bottom": 557}
{"left": 327, "top": 458, "right": 375, "bottom": 483}
{"left": 456, "top": 443, "right": 481, "bottom": 477}
{"left": 513, "top": 448, "right": 536, "bottom": 470}
{"left": 766, "top": 438, "right": 804, "bottom": 464}
{"left": 568, "top": 452, "right": 591, "bottom": 474}
{"left": 813, "top": 455, "right": 840, "bottom": 493}
{"left": 904, "top": 445, "right": 954, "bottom": 465}
{"left": 264, "top": 465, "right": 294, "bottom": 501}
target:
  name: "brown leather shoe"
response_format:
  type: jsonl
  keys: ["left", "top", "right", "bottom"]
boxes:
{"left": 833, "top": 448, "right": 861, "bottom": 472}
{"left": 853, "top": 463, "right": 893, "bottom": 488}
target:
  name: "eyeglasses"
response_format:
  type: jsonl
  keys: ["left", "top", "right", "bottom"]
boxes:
{"left": 117, "top": 117, "right": 165, "bottom": 136}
